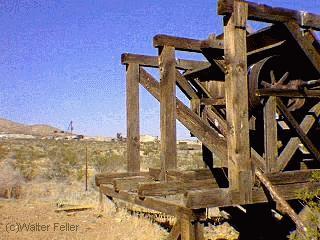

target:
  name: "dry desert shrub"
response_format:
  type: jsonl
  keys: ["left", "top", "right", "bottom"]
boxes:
{"left": 0, "top": 162, "right": 24, "bottom": 198}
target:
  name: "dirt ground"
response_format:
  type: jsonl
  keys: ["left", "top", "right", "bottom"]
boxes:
{"left": 0, "top": 197, "right": 167, "bottom": 240}
{"left": 0, "top": 181, "right": 239, "bottom": 240}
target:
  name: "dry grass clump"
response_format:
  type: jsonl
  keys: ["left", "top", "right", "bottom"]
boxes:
{"left": 0, "top": 162, "right": 24, "bottom": 198}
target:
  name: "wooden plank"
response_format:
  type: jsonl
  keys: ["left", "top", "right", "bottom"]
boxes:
{"left": 139, "top": 68, "right": 266, "bottom": 171}
{"left": 200, "top": 98, "right": 225, "bottom": 106}
{"left": 126, "top": 63, "right": 140, "bottom": 173}
{"left": 265, "top": 169, "right": 320, "bottom": 185}
{"left": 168, "top": 169, "right": 214, "bottom": 181}
{"left": 138, "top": 179, "right": 218, "bottom": 197}
{"left": 284, "top": 22, "right": 320, "bottom": 73}
{"left": 256, "top": 88, "right": 320, "bottom": 98}
{"left": 159, "top": 46, "right": 177, "bottom": 174}
{"left": 264, "top": 97, "right": 278, "bottom": 172}
{"left": 100, "top": 184, "right": 194, "bottom": 218}
{"left": 276, "top": 99, "right": 320, "bottom": 162}
{"left": 218, "top": 0, "right": 320, "bottom": 30}
{"left": 113, "top": 176, "right": 150, "bottom": 192}
{"left": 95, "top": 172, "right": 149, "bottom": 186}
{"left": 276, "top": 103, "right": 320, "bottom": 171}
{"left": 185, "top": 181, "right": 320, "bottom": 209}
{"left": 224, "top": 1, "right": 252, "bottom": 202}
{"left": 121, "top": 53, "right": 210, "bottom": 70}
{"left": 176, "top": 70, "right": 199, "bottom": 100}
{"left": 153, "top": 34, "right": 223, "bottom": 52}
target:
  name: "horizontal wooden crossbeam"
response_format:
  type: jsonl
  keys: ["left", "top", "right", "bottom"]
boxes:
{"left": 95, "top": 172, "right": 149, "bottom": 186}
{"left": 218, "top": 0, "right": 320, "bottom": 30}
{"left": 256, "top": 88, "right": 320, "bottom": 98}
{"left": 153, "top": 34, "right": 224, "bottom": 52}
{"left": 138, "top": 179, "right": 218, "bottom": 197}
{"left": 200, "top": 98, "right": 226, "bottom": 106}
{"left": 185, "top": 181, "right": 320, "bottom": 209}
{"left": 121, "top": 53, "right": 210, "bottom": 70}
{"left": 100, "top": 184, "right": 200, "bottom": 219}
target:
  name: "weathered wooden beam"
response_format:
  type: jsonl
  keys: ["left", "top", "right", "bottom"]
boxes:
{"left": 153, "top": 34, "right": 223, "bottom": 52}
{"left": 95, "top": 172, "right": 149, "bottom": 186}
{"left": 256, "top": 88, "right": 320, "bottom": 98}
{"left": 206, "top": 108, "right": 228, "bottom": 137}
{"left": 100, "top": 184, "right": 193, "bottom": 217}
{"left": 276, "top": 103, "right": 320, "bottom": 171}
{"left": 121, "top": 53, "right": 211, "bottom": 70}
{"left": 138, "top": 179, "right": 218, "bottom": 197}
{"left": 265, "top": 169, "right": 320, "bottom": 185}
{"left": 224, "top": 1, "right": 252, "bottom": 202}
{"left": 176, "top": 70, "right": 199, "bottom": 100}
{"left": 218, "top": 0, "right": 320, "bottom": 30}
{"left": 126, "top": 63, "right": 140, "bottom": 173}
{"left": 180, "top": 211, "right": 205, "bottom": 240}
{"left": 264, "top": 97, "right": 278, "bottom": 172}
{"left": 113, "top": 176, "right": 150, "bottom": 192}
{"left": 255, "top": 169, "right": 308, "bottom": 236}
{"left": 276, "top": 99, "right": 320, "bottom": 162}
{"left": 200, "top": 98, "right": 225, "bottom": 106}
{"left": 185, "top": 181, "right": 320, "bottom": 209}
{"left": 159, "top": 46, "right": 177, "bottom": 174}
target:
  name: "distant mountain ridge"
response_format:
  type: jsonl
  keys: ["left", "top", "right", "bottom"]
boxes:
{"left": 0, "top": 118, "right": 63, "bottom": 136}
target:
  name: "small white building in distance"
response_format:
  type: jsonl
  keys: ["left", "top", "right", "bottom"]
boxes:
{"left": 140, "top": 135, "right": 158, "bottom": 143}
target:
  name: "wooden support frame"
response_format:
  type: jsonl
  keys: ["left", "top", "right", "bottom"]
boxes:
{"left": 159, "top": 46, "right": 178, "bottom": 176}
{"left": 276, "top": 102, "right": 320, "bottom": 171}
{"left": 224, "top": 0, "right": 252, "bottom": 202}
{"left": 139, "top": 67, "right": 266, "bottom": 171}
{"left": 276, "top": 98, "right": 320, "bottom": 162}
{"left": 139, "top": 68, "right": 228, "bottom": 163}
{"left": 218, "top": 0, "right": 320, "bottom": 30}
{"left": 126, "top": 63, "right": 140, "bottom": 173}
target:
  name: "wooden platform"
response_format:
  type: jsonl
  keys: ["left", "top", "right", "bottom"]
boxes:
{"left": 96, "top": 169, "right": 320, "bottom": 211}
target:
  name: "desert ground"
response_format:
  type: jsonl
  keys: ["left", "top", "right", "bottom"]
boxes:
{"left": 0, "top": 139, "right": 238, "bottom": 240}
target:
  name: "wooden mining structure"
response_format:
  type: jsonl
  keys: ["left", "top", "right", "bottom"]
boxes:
{"left": 96, "top": 0, "right": 320, "bottom": 239}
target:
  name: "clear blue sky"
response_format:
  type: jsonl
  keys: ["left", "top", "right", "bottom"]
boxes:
{"left": 0, "top": 0, "right": 319, "bottom": 138}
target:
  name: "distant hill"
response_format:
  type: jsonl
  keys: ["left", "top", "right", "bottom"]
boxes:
{"left": 0, "top": 118, "right": 64, "bottom": 137}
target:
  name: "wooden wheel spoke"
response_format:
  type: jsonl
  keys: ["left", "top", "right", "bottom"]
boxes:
{"left": 277, "top": 71, "right": 289, "bottom": 85}
{"left": 261, "top": 80, "right": 272, "bottom": 88}
{"left": 270, "top": 70, "right": 276, "bottom": 85}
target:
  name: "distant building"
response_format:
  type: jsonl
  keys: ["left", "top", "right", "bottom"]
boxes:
{"left": 140, "top": 135, "right": 157, "bottom": 143}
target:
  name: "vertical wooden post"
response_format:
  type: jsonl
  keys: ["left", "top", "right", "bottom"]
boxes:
{"left": 126, "top": 63, "right": 140, "bottom": 173}
{"left": 85, "top": 145, "right": 88, "bottom": 191}
{"left": 224, "top": 0, "right": 252, "bottom": 202}
{"left": 264, "top": 97, "right": 278, "bottom": 172}
{"left": 159, "top": 46, "right": 177, "bottom": 178}
{"left": 180, "top": 212, "right": 204, "bottom": 240}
